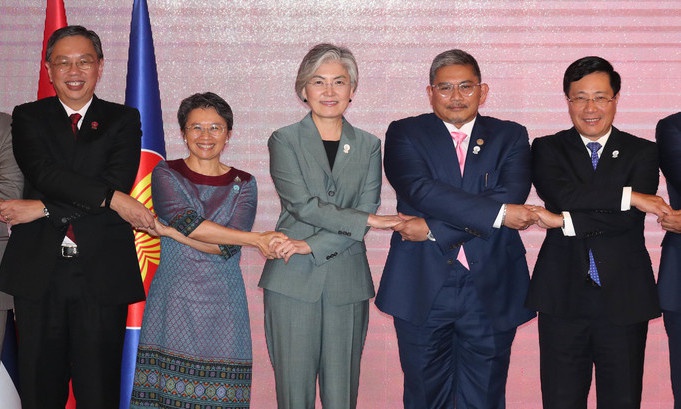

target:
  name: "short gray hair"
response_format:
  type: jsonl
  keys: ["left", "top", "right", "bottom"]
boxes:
{"left": 295, "top": 43, "right": 358, "bottom": 101}
{"left": 429, "top": 49, "right": 481, "bottom": 85}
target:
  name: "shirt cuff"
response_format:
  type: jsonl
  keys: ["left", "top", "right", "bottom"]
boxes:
{"left": 493, "top": 204, "right": 505, "bottom": 229}
{"left": 621, "top": 186, "right": 632, "bottom": 211}
{"left": 561, "top": 211, "right": 576, "bottom": 236}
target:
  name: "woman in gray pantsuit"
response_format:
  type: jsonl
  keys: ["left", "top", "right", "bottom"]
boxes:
{"left": 259, "top": 44, "right": 400, "bottom": 409}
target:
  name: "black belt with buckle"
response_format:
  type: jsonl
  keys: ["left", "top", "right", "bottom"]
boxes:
{"left": 60, "top": 245, "right": 79, "bottom": 258}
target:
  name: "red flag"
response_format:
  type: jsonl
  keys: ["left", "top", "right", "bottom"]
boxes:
{"left": 37, "top": 0, "right": 67, "bottom": 100}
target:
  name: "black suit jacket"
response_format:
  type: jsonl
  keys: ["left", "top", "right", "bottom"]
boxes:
{"left": 0, "top": 96, "right": 145, "bottom": 305}
{"left": 526, "top": 126, "right": 660, "bottom": 325}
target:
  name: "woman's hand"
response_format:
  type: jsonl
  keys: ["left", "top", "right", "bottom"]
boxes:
{"left": 272, "top": 238, "right": 312, "bottom": 263}
{"left": 253, "top": 231, "right": 288, "bottom": 259}
{"left": 367, "top": 213, "right": 404, "bottom": 229}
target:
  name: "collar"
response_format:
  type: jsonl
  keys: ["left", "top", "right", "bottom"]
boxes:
{"left": 579, "top": 127, "right": 612, "bottom": 151}
{"left": 443, "top": 117, "right": 476, "bottom": 139}
{"left": 59, "top": 97, "right": 94, "bottom": 127}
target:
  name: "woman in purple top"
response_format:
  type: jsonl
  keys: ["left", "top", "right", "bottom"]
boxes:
{"left": 130, "top": 92, "right": 283, "bottom": 409}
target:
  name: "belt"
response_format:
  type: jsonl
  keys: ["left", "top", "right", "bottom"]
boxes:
{"left": 60, "top": 245, "right": 79, "bottom": 258}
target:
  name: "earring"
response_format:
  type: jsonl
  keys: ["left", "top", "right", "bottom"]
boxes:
{"left": 183, "top": 139, "right": 187, "bottom": 143}
{"left": 303, "top": 99, "right": 308, "bottom": 102}
{"left": 349, "top": 98, "right": 352, "bottom": 102}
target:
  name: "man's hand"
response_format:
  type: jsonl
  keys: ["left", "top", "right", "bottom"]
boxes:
{"left": 503, "top": 204, "right": 538, "bottom": 230}
{"left": 526, "top": 205, "right": 563, "bottom": 229}
{"left": 631, "top": 192, "right": 672, "bottom": 218}
{"left": 393, "top": 214, "right": 429, "bottom": 241}
{"left": 659, "top": 210, "right": 681, "bottom": 234}
{"left": 0, "top": 199, "right": 45, "bottom": 226}
{"left": 109, "top": 190, "right": 156, "bottom": 230}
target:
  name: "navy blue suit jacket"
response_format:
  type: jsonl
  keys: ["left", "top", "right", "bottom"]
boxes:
{"left": 375, "top": 113, "right": 535, "bottom": 330}
{"left": 657, "top": 113, "right": 681, "bottom": 312}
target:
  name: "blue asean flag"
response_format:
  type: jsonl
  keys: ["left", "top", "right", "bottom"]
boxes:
{"left": 120, "top": 0, "right": 166, "bottom": 407}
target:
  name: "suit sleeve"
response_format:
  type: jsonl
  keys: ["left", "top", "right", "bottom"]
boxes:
{"left": 0, "top": 114, "right": 23, "bottom": 202}
{"left": 268, "top": 130, "right": 374, "bottom": 240}
{"left": 11, "top": 104, "right": 141, "bottom": 213}
{"left": 657, "top": 116, "right": 681, "bottom": 199}
{"left": 384, "top": 120, "right": 531, "bottom": 241}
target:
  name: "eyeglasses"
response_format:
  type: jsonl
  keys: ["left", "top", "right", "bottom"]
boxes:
{"left": 431, "top": 82, "right": 481, "bottom": 98}
{"left": 567, "top": 96, "right": 615, "bottom": 108}
{"left": 307, "top": 79, "right": 350, "bottom": 89}
{"left": 49, "top": 58, "right": 98, "bottom": 73}
{"left": 184, "top": 124, "right": 228, "bottom": 137}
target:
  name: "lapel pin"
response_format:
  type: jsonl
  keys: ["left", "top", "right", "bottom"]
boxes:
{"left": 612, "top": 150, "right": 619, "bottom": 158}
{"left": 343, "top": 144, "right": 350, "bottom": 154}
{"left": 472, "top": 146, "right": 481, "bottom": 155}
{"left": 90, "top": 121, "right": 99, "bottom": 130}
{"left": 476, "top": 138, "right": 484, "bottom": 146}
{"left": 234, "top": 176, "right": 241, "bottom": 183}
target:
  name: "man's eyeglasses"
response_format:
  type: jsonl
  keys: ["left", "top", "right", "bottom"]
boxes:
{"left": 49, "top": 58, "right": 98, "bottom": 73}
{"left": 567, "top": 96, "right": 615, "bottom": 108}
{"left": 431, "top": 82, "right": 481, "bottom": 98}
{"left": 185, "top": 124, "right": 228, "bottom": 137}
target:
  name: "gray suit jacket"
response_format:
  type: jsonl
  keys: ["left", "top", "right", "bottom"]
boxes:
{"left": 259, "top": 113, "right": 381, "bottom": 305}
{"left": 0, "top": 113, "right": 23, "bottom": 310}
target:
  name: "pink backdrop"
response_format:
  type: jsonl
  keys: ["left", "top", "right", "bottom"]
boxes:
{"left": 2, "top": 1, "right": 681, "bottom": 407}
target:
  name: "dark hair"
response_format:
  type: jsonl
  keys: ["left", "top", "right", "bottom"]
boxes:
{"left": 563, "top": 56, "right": 621, "bottom": 96}
{"left": 429, "top": 49, "right": 481, "bottom": 84}
{"left": 45, "top": 25, "right": 103, "bottom": 62}
{"left": 177, "top": 92, "right": 234, "bottom": 131}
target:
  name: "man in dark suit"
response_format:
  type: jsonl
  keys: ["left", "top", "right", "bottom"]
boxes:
{"left": 656, "top": 112, "right": 681, "bottom": 409}
{"left": 375, "top": 49, "right": 537, "bottom": 409}
{"left": 527, "top": 56, "right": 670, "bottom": 409}
{"left": 0, "top": 26, "right": 155, "bottom": 409}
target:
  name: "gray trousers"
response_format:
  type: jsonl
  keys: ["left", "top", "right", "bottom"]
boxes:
{"left": 264, "top": 289, "right": 369, "bottom": 409}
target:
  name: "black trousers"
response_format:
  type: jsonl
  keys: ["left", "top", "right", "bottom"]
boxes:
{"left": 14, "top": 257, "right": 128, "bottom": 409}
{"left": 538, "top": 284, "right": 648, "bottom": 409}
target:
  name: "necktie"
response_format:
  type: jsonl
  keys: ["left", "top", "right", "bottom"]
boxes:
{"left": 586, "top": 142, "right": 602, "bottom": 285}
{"left": 587, "top": 142, "right": 601, "bottom": 170}
{"left": 451, "top": 131, "right": 469, "bottom": 269}
{"left": 452, "top": 131, "right": 467, "bottom": 175}
{"left": 65, "top": 113, "right": 82, "bottom": 243}
{"left": 70, "top": 113, "right": 81, "bottom": 138}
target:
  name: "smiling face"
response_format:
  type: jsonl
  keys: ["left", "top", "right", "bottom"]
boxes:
{"left": 302, "top": 61, "right": 354, "bottom": 122}
{"left": 46, "top": 35, "right": 103, "bottom": 110}
{"left": 183, "top": 107, "right": 230, "bottom": 163}
{"left": 427, "top": 64, "right": 488, "bottom": 128}
{"left": 567, "top": 71, "right": 618, "bottom": 141}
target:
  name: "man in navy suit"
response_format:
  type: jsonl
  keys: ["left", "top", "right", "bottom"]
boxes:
{"left": 0, "top": 26, "right": 155, "bottom": 409}
{"left": 527, "top": 56, "right": 670, "bottom": 409}
{"left": 375, "top": 49, "right": 537, "bottom": 409}
{"left": 656, "top": 112, "right": 681, "bottom": 409}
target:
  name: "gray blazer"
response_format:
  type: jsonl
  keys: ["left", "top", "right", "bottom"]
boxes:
{"left": 259, "top": 113, "right": 381, "bottom": 305}
{"left": 0, "top": 113, "right": 23, "bottom": 310}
